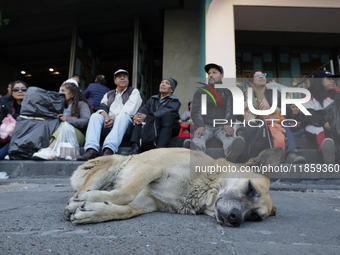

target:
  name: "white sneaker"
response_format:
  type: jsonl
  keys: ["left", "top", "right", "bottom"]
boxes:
{"left": 321, "top": 138, "right": 335, "bottom": 164}
{"left": 32, "top": 147, "right": 56, "bottom": 160}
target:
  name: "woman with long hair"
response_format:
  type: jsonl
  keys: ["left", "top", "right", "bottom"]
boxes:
{"left": 304, "top": 70, "right": 340, "bottom": 164}
{"left": 243, "top": 70, "right": 306, "bottom": 164}
{"left": 32, "top": 83, "right": 93, "bottom": 160}
{"left": 0, "top": 80, "right": 28, "bottom": 160}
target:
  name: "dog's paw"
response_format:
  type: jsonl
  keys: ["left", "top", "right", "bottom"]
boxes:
{"left": 73, "top": 190, "right": 103, "bottom": 203}
{"left": 70, "top": 201, "right": 113, "bottom": 224}
{"left": 64, "top": 197, "right": 84, "bottom": 221}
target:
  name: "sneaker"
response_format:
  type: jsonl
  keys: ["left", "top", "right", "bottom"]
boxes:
{"left": 285, "top": 149, "right": 306, "bottom": 164}
{"left": 183, "top": 139, "right": 198, "bottom": 151}
{"left": 321, "top": 138, "right": 335, "bottom": 164}
{"left": 32, "top": 147, "right": 56, "bottom": 160}
{"left": 226, "top": 136, "right": 245, "bottom": 162}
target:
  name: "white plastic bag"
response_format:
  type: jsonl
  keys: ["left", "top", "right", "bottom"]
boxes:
{"left": 52, "top": 122, "right": 79, "bottom": 160}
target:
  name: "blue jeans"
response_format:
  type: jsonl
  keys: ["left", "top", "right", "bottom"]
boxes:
{"left": 0, "top": 142, "right": 10, "bottom": 160}
{"left": 292, "top": 129, "right": 305, "bottom": 138}
{"left": 84, "top": 112, "right": 133, "bottom": 153}
{"left": 284, "top": 126, "right": 297, "bottom": 155}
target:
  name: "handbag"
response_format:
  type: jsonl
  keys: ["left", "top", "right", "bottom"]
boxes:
{"left": 0, "top": 114, "right": 17, "bottom": 142}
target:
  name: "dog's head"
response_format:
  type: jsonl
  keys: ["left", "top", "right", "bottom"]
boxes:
{"left": 208, "top": 147, "right": 285, "bottom": 227}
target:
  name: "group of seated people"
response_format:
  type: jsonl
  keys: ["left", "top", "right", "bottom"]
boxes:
{"left": 0, "top": 65, "right": 339, "bottom": 164}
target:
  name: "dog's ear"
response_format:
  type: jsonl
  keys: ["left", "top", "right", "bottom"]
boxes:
{"left": 269, "top": 205, "right": 277, "bottom": 216}
{"left": 206, "top": 189, "right": 218, "bottom": 207}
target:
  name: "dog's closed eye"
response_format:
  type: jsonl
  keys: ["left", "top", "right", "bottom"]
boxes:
{"left": 247, "top": 211, "right": 265, "bottom": 221}
{"left": 246, "top": 180, "right": 259, "bottom": 198}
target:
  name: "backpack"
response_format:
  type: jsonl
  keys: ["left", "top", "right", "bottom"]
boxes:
{"left": 236, "top": 123, "right": 274, "bottom": 163}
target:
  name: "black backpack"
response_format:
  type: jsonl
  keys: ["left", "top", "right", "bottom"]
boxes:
{"left": 236, "top": 123, "right": 274, "bottom": 163}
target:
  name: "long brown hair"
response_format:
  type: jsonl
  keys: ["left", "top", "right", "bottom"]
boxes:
{"left": 62, "top": 83, "right": 93, "bottom": 117}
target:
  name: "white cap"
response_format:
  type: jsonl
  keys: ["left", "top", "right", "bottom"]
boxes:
{"left": 114, "top": 69, "right": 129, "bottom": 78}
{"left": 62, "top": 79, "right": 79, "bottom": 86}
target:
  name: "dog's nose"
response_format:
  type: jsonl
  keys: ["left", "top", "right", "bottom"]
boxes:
{"left": 227, "top": 209, "right": 242, "bottom": 227}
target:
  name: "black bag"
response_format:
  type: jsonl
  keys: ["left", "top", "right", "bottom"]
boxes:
{"left": 236, "top": 123, "right": 274, "bottom": 163}
{"left": 8, "top": 87, "right": 65, "bottom": 160}
{"left": 8, "top": 118, "right": 61, "bottom": 160}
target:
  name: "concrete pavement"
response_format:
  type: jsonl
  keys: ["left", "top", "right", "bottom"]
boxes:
{"left": 1, "top": 177, "right": 340, "bottom": 255}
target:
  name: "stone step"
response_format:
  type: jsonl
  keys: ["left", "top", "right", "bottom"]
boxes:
{"left": 1, "top": 160, "right": 338, "bottom": 180}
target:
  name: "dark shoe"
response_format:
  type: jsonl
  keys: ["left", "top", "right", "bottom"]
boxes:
{"left": 77, "top": 149, "right": 99, "bottom": 161}
{"left": 321, "top": 138, "right": 335, "bottom": 164}
{"left": 226, "top": 136, "right": 245, "bottom": 162}
{"left": 183, "top": 139, "right": 199, "bottom": 151}
{"left": 121, "top": 143, "right": 141, "bottom": 156}
{"left": 103, "top": 148, "right": 114, "bottom": 156}
{"left": 285, "top": 149, "right": 306, "bottom": 164}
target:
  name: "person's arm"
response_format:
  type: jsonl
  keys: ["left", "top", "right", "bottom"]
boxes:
{"left": 224, "top": 89, "right": 234, "bottom": 123}
{"left": 302, "top": 99, "right": 327, "bottom": 127}
{"left": 82, "top": 84, "right": 91, "bottom": 99}
{"left": 67, "top": 102, "right": 91, "bottom": 130}
{"left": 191, "top": 91, "right": 205, "bottom": 129}
{"left": 97, "top": 93, "right": 110, "bottom": 114}
{"left": 151, "top": 98, "right": 181, "bottom": 119}
{"left": 119, "top": 89, "right": 142, "bottom": 117}
{"left": 181, "top": 111, "right": 190, "bottom": 122}
{"left": 138, "top": 97, "right": 152, "bottom": 116}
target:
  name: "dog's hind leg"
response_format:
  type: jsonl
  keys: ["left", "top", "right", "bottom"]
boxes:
{"left": 72, "top": 160, "right": 167, "bottom": 206}
{"left": 67, "top": 189, "right": 160, "bottom": 224}
{"left": 71, "top": 156, "right": 131, "bottom": 195}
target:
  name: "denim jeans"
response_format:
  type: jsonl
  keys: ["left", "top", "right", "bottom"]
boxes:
{"left": 0, "top": 142, "right": 10, "bottom": 160}
{"left": 84, "top": 112, "right": 133, "bottom": 153}
{"left": 284, "top": 126, "right": 297, "bottom": 155}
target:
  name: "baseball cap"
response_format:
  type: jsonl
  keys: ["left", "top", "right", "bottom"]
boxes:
{"left": 204, "top": 63, "right": 224, "bottom": 74}
{"left": 312, "top": 70, "right": 339, "bottom": 78}
{"left": 62, "top": 79, "right": 79, "bottom": 86}
{"left": 114, "top": 69, "right": 129, "bottom": 78}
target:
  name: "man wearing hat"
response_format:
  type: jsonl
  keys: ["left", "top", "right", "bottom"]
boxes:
{"left": 122, "top": 77, "right": 181, "bottom": 155}
{"left": 78, "top": 69, "right": 142, "bottom": 160}
{"left": 184, "top": 63, "right": 245, "bottom": 162}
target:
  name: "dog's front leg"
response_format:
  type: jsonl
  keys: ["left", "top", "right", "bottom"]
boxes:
{"left": 67, "top": 189, "right": 158, "bottom": 224}
{"left": 72, "top": 186, "right": 139, "bottom": 205}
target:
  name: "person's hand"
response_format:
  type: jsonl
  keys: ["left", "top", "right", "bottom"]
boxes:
{"left": 58, "top": 114, "right": 67, "bottom": 122}
{"left": 223, "top": 125, "right": 234, "bottom": 136}
{"left": 194, "top": 127, "right": 206, "bottom": 137}
{"left": 258, "top": 98, "right": 271, "bottom": 110}
{"left": 2, "top": 117, "right": 8, "bottom": 124}
{"left": 103, "top": 114, "right": 114, "bottom": 128}
{"left": 187, "top": 116, "right": 191, "bottom": 120}
{"left": 133, "top": 113, "right": 146, "bottom": 125}
{"left": 99, "top": 112, "right": 113, "bottom": 128}
{"left": 324, "top": 122, "right": 331, "bottom": 131}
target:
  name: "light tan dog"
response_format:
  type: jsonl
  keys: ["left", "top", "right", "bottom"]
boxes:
{"left": 64, "top": 147, "right": 285, "bottom": 227}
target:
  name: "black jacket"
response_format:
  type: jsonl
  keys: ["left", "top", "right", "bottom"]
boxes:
{"left": 138, "top": 94, "right": 181, "bottom": 120}
{"left": 192, "top": 87, "right": 234, "bottom": 128}
{"left": 0, "top": 95, "right": 21, "bottom": 123}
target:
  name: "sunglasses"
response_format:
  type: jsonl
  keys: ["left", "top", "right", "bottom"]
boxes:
{"left": 12, "top": 87, "right": 28, "bottom": 92}
{"left": 254, "top": 73, "right": 267, "bottom": 77}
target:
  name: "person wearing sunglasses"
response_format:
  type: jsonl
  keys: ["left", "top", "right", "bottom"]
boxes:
{"left": 241, "top": 70, "right": 306, "bottom": 164}
{"left": 0, "top": 80, "right": 28, "bottom": 160}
